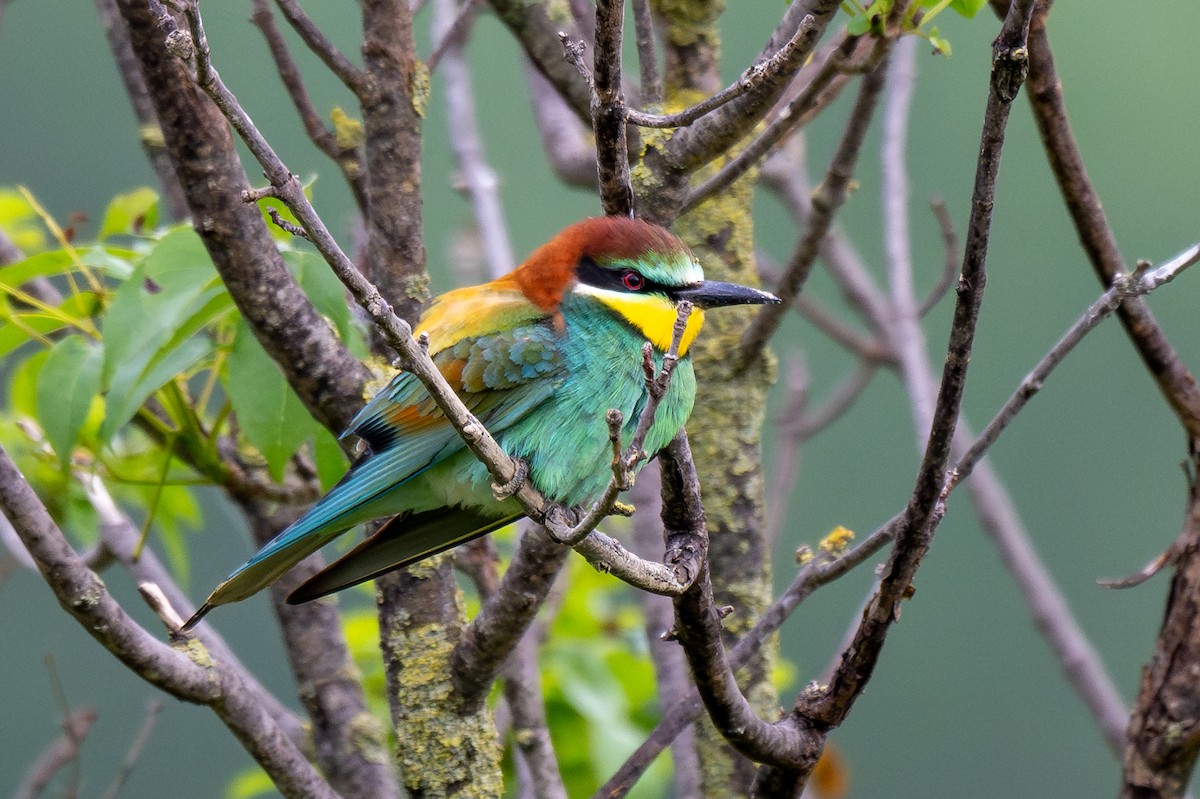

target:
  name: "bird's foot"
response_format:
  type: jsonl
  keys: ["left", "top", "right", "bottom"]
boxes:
{"left": 545, "top": 505, "right": 589, "bottom": 545}
{"left": 491, "top": 458, "right": 529, "bottom": 500}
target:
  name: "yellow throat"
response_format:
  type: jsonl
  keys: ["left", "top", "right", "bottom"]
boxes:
{"left": 594, "top": 291, "right": 706, "bottom": 356}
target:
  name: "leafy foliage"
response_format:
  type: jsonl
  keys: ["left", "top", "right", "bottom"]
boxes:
{"left": 0, "top": 186, "right": 360, "bottom": 569}
{"left": 840, "top": 0, "right": 986, "bottom": 55}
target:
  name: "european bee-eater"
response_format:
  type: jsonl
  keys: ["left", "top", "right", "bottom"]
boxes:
{"left": 183, "top": 216, "right": 778, "bottom": 630}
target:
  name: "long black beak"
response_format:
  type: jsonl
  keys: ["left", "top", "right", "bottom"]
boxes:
{"left": 675, "top": 280, "right": 781, "bottom": 309}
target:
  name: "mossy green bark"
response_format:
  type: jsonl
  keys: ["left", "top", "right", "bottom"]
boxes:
{"left": 634, "top": 101, "right": 781, "bottom": 799}
{"left": 378, "top": 555, "right": 503, "bottom": 798}
{"left": 677, "top": 171, "right": 781, "bottom": 799}
{"left": 635, "top": 4, "right": 780, "bottom": 793}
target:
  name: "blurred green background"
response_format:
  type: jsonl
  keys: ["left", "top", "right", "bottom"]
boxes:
{"left": 2, "top": 1, "right": 1199, "bottom": 796}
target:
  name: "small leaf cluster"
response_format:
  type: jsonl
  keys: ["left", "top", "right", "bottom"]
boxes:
{"left": 841, "top": 0, "right": 987, "bottom": 56}
{"left": 0, "top": 186, "right": 362, "bottom": 574}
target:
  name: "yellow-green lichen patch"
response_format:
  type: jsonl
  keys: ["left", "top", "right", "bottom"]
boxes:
{"left": 409, "top": 60, "right": 430, "bottom": 118}
{"left": 651, "top": 0, "right": 726, "bottom": 47}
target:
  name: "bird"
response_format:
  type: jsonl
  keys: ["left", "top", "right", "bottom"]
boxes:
{"left": 182, "top": 216, "right": 779, "bottom": 631}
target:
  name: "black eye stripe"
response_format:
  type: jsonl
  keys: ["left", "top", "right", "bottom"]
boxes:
{"left": 577, "top": 256, "right": 676, "bottom": 296}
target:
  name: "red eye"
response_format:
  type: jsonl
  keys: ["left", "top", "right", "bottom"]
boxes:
{"left": 621, "top": 271, "right": 644, "bottom": 291}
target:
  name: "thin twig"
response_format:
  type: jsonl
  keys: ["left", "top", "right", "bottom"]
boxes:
{"left": 272, "top": 0, "right": 365, "bottom": 92}
{"left": 267, "top": 207, "right": 309, "bottom": 239}
{"left": 794, "top": 294, "right": 891, "bottom": 361}
{"left": 504, "top": 626, "right": 569, "bottom": 799}
{"left": 946, "top": 243, "right": 1200, "bottom": 496}
{"left": 918, "top": 198, "right": 960, "bottom": 317}
{"left": 1023, "top": 0, "right": 1200, "bottom": 436}
{"left": 249, "top": 0, "right": 368, "bottom": 212}
{"left": 626, "top": 15, "right": 816, "bottom": 130}
{"left": 14, "top": 707, "right": 97, "bottom": 799}
{"left": 99, "top": 699, "right": 163, "bottom": 799}
{"left": 553, "top": 302, "right": 692, "bottom": 547}
{"left": 95, "top": 0, "right": 190, "bottom": 219}
{"left": 630, "top": 0, "right": 659, "bottom": 105}
{"left": 426, "top": 0, "right": 479, "bottom": 73}
{"left": 488, "top": 0, "right": 591, "bottom": 121}
{"left": 736, "top": 52, "right": 891, "bottom": 370}
{"left": 681, "top": 33, "right": 866, "bottom": 211}
{"left": 801, "top": 0, "right": 1037, "bottom": 731}
{"left": 758, "top": 133, "right": 893, "bottom": 340}
{"left": 665, "top": 0, "right": 842, "bottom": 175}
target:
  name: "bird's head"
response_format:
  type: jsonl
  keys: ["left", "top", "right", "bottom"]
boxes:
{"left": 512, "top": 217, "right": 780, "bottom": 355}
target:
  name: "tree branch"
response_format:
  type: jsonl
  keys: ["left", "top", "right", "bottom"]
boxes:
{"left": 14, "top": 707, "right": 96, "bottom": 799}
{"left": 486, "top": 0, "right": 592, "bottom": 122}
{"left": 452, "top": 523, "right": 569, "bottom": 711}
{"left": 80, "top": 473, "right": 307, "bottom": 746}
{"left": 804, "top": 0, "right": 1035, "bottom": 728}
{"left": 630, "top": 0, "right": 659, "bottom": 105}
{"left": 250, "top": 0, "right": 368, "bottom": 213}
{"left": 665, "top": 0, "right": 840, "bottom": 174}
{"left": 118, "top": 0, "right": 370, "bottom": 434}
{"left": 526, "top": 64, "right": 596, "bottom": 188}
{"left": 272, "top": 0, "right": 366, "bottom": 92}
{"left": 1122, "top": 460, "right": 1200, "bottom": 797}
{"left": 0, "top": 445, "right": 338, "bottom": 799}
{"left": 1021, "top": 0, "right": 1200, "bottom": 436}
{"left": 948, "top": 244, "right": 1200, "bottom": 493}
{"left": 590, "top": 0, "right": 634, "bottom": 216}
{"left": 94, "top": 0, "right": 190, "bottom": 220}
{"left": 659, "top": 435, "right": 816, "bottom": 771}
{"left": 597, "top": 520, "right": 897, "bottom": 797}
{"left": 625, "top": 15, "right": 815, "bottom": 131}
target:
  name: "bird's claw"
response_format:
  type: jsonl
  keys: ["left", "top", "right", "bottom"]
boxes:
{"left": 491, "top": 458, "right": 529, "bottom": 500}
{"left": 545, "top": 505, "right": 589, "bottom": 544}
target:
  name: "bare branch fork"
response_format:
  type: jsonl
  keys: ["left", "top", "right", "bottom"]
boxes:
{"left": 248, "top": 0, "right": 368, "bottom": 212}
{"left": 624, "top": 15, "right": 817, "bottom": 130}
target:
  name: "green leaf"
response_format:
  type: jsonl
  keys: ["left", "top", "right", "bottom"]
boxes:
{"left": 0, "top": 249, "right": 75, "bottom": 289}
{"left": 100, "top": 335, "right": 212, "bottom": 441}
{"left": 224, "top": 319, "right": 318, "bottom": 482}
{"left": 101, "top": 227, "right": 218, "bottom": 383}
{"left": 846, "top": 12, "right": 871, "bottom": 34}
{"left": 98, "top": 187, "right": 160, "bottom": 240}
{"left": 80, "top": 244, "right": 139, "bottom": 280}
{"left": 285, "top": 250, "right": 366, "bottom": 357}
{"left": 36, "top": 336, "right": 103, "bottom": 469}
{"left": 0, "top": 188, "right": 47, "bottom": 252}
{"left": 929, "top": 27, "right": 952, "bottom": 56}
{"left": 99, "top": 227, "right": 226, "bottom": 440}
{"left": 0, "top": 291, "right": 100, "bottom": 359}
{"left": 149, "top": 483, "right": 201, "bottom": 586}
{"left": 225, "top": 767, "right": 274, "bottom": 799}
{"left": 9, "top": 348, "right": 49, "bottom": 418}
{"left": 950, "top": 0, "right": 987, "bottom": 17}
